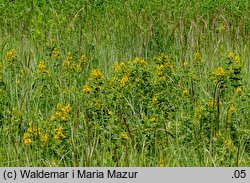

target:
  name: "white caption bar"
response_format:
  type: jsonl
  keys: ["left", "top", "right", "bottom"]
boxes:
{"left": 0, "top": 167, "right": 249, "bottom": 183}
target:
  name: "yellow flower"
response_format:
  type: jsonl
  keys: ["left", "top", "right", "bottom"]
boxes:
{"left": 50, "top": 115, "right": 56, "bottom": 122}
{"left": 108, "top": 110, "right": 113, "bottom": 116}
{"left": 159, "top": 159, "right": 164, "bottom": 167}
{"left": 134, "top": 57, "right": 146, "bottom": 64}
{"left": 113, "top": 62, "right": 121, "bottom": 72}
{"left": 54, "top": 126, "right": 65, "bottom": 139}
{"left": 54, "top": 126, "right": 61, "bottom": 131}
{"left": 6, "top": 49, "right": 16, "bottom": 61}
{"left": 27, "top": 126, "right": 34, "bottom": 133}
{"left": 183, "top": 88, "right": 188, "bottom": 95}
{"left": 23, "top": 132, "right": 30, "bottom": 139}
{"left": 120, "top": 132, "right": 128, "bottom": 139}
{"left": 61, "top": 107, "right": 66, "bottom": 113}
{"left": 224, "top": 138, "right": 235, "bottom": 150}
{"left": 154, "top": 75, "right": 166, "bottom": 84}
{"left": 135, "top": 77, "right": 141, "bottom": 83}
{"left": 113, "top": 76, "right": 118, "bottom": 81}
{"left": 63, "top": 52, "right": 72, "bottom": 67}
{"left": 152, "top": 96, "right": 158, "bottom": 103}
{"left": 38, "top": 128, "right": 42, "bottom": 135}
{"left": 236, "top": 87, "right": 242, "bottom": 95}
{"left": 150, "top": 117, "right": 156, "bottom": 122}
{"left": 183, "top": 61, "right": 188, "bottom": 68}
{"left": 64, "top": 104, "right": 71, "bottom": 113}
{"left": 229, "top": 105, "right": 235, "bottom": 112}
{"left": 24, "top": 138, "right": 32, "bottom": 145}
{"left": 79, "top": 54, "right": 87, "bottom": 63}
{"left": 156, "top": 64, "right": 165, "bottom": 73}
{"left": 219, "top": 24, "right": 226, "bottom": 31}
{"left": 54, "top": 134, "right": 60, "bottom": 140}
{"left": 16, "top": 79, "right": 20, "bottom": 85}
{"left": 90, "top": 69, "right": 103, "bottom": 79}
{"left": 194, "top": 52, "right": 202, "bottom": 62}
{"left": 120, "top": 75, "right": 129, "bottom": 87}
{"left": 63, "top": 60, "right": 70, "bottom": 67}
{"left": 51, "top": 47, "right": 60, "bottom": 58}
{"left": 216, "top": 130, "right": 222, "bottom": 138}
{"left": 57, "top": 103, "right": 62, "bottom": 110}
{"left": 234, "top": 55, "right": 240, "bottom": 64}
{"left": 38, "top": 60, "right": 47, "bottom": 73}
{"left": 120, "top": 62, "right": 126, "bottom": 69}
{"left": 61, "top": 116, "right": 67, "bottom": 121}
{"left": 60, "top": 133, "right": 65, "bottom": 138}
{"left": 55, "top": 111, "right": 62, "bottom": 117}
{"left": 227, "top": 52, "right": 233, "bottom": 59}
{"left": 73, "top": 64, "right": 81, "bottom": 72}
{"left": 216, "top": 67, "right": 224, "bottom": 77}
{"left": 41, "top": 135, "right": 48, "bottom": 142}
{"left": 209, "top": 99, "right": 214, "bottom": 108}
{"left": 83, "top": 84, "right": 91, "bottom": 94}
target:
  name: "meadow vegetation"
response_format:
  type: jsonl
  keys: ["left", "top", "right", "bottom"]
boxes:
{"left": 0, "top": 0, "right": 249, "bottom": 166}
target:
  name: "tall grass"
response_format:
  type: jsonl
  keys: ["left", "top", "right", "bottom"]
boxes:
{"left": 0, "top": 0, "right": 249, "bottom": 166}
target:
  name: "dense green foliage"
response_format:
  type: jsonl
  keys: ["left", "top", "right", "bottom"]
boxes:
{"left": 0, "top": 0, "right": 249, "bottom": 166}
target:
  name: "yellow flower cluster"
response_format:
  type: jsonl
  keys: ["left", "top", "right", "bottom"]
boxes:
{"left": 234, "top": 55, "right": 240, "bottom": 64}
{"left": 90, "top": 69, "right": 103, "bottom": 79}
{"left": 227, "top": 52, "right": 233, "bottom": 60}
{"left": 83, "top": 84, "right": 91, "bottom": 94}
{"left": 154, "top": 54, "right": 173, "bottom": 83}
{"left": 224, "top": 138, "right": 235, "bottom": 150}
{"left": 113, "top": 62, "right": 121, "bottom": 72}
{"left": 216, "top": 130, "right": 222, "bottom": 138}
{"left": 24, "top": 138, "right": 32, "bottom": 145}
{"left": 120, "top": 132, "right": 128, "bottom": 139}
{"left": 149, "top": 117, "right": 157, "bottom": 122}
{"left": 155, "top": 53, "right": 169, "bottom": 64}
{"left": 72, "top": 54, "right": 87, "bottom": 72}
{"left": 209, "top": 99, "right": 214, "bottom": 108}
{"left": 182, "top": 88, "right": 188, "bottom": 95}
{"left": 112, "top": 61, "right": 131, "bottom": 74}
{"left": 41, "top": 134, "right": 48, "bottom": 142}
{"left": 38, "top": 60, "right": 47, "bottom": 73}
{"left": 27, "top": 121, "right": 34, "bottom": 133}
{"left": 54, "top": 126, "right": 65, "bottom": 139}
{"left": 51, "top": 103, "right": 71, "bottom": 122}
{"left": 63, "top": 52, "right": 73, "bottom": 67}
{"left": 194, "top": 52, "right": 202, "bottom": 62}
{"left": 210, "top": 67, "right": 225, "bottom": 83}
{"left": 219, "top": 24, "right": 226, "bottom": 32}
{"left": 120, "top": 75, "right": 129, "bottom": 87}
{"left": 120, "top": 62, "right": 127, "bottom": 70}
{"left": 236, "top": 87, "right": 242, "bottom": 95}
{"left": 152, "top": 96, "right": 158, "bottom": 103}
{"left": 108, "top": 110, "right": 112, "bottom": 116}
{"left": 216, "top": 67, "right": 224, "bottom": 77}
{"left": 51, "top": 47, "right": 60, "bottom": 59}
{"left": 23, "top": 131, "right": 32, "bottom": 145}
{"left": 154, "top": 64, "right": 167, "bottom": 83}
{"left": 156, "top": 64, "right": 164, "bottom": 74}
{"left": 134, "top": 57, "right": 146, "bottom": 64}
{"left": 23, "top": 121, "right": 48, "bottom": 145}
{"left": 158, "top": 159, "right": 164, "bottom": 167}
{"left": 183, "top": 61, "right": 188, "bottom": 68}
{"left": 6, "top": 49, "right": 16, "bottom": 61}
{"left": 79, "top": 54, "right": 87, "bottom": 63}
{"left": 229, "top": 105, "right": 235, "bottom": 112}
